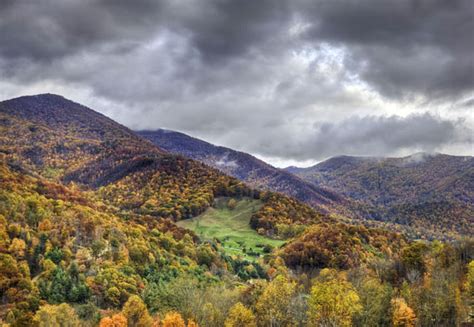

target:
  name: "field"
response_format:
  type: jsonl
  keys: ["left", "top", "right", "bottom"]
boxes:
{"left": 177, "top": 197, "right": 286, "bottom": 260}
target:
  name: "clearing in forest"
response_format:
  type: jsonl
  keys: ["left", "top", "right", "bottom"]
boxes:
{"left": 177, "top": 197, "right": 285, "bottom": 260}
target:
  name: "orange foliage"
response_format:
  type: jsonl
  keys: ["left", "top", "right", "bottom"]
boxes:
{"left": 99, "top": 313, "right": 127, "bottom": 327}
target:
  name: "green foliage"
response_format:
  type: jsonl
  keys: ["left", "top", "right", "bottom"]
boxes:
{"left": 38, "top": 265, "right": 90, "bottom": 304}
{"left": 400, "top": 241, "right": 429, "bottom": 274}
{"left": 353, "top": 275, "right": 393, "bottom": 327}
{"left": 177, "top": 197, "right": 284, "bottom": 261}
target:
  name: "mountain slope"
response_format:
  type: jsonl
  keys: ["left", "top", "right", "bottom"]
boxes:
{"left": 287, "top": 153, "right": 474, "bottom": 237}
{"left": 0, "top": 94, "right": 469, "bottom": 326}
{"left": 0, "top": 95, "right": 254, "bottom": 218}
{"left": 138, "top": 129, "right": 347, "bottom": 212}
{"left": 0, "top": 94, "right": 165, "bottom": 185}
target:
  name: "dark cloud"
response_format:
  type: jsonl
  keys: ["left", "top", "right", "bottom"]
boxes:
{"left": 300, "top": 0, "right": 474, "bottom": 100}
{"left": 0, "top": 0, "right": 472, "bottom": 164}
{"left": 0, "top": 0, "right": 164, "bottom": 62}
{"left": 249, "top": 113, "right": 472, "bottom": 161}
{"left": 181, "top": 0, "right": 291, "bottom": 63}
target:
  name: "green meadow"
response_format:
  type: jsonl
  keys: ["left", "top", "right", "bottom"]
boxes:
{"left": 177, "top": 197, "right": 285, "bottom": 260}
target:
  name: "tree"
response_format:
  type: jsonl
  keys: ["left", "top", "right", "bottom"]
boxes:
{"left": 307, "top": 269, "right": 362, "bottom": 327}
{"left": 225, "top": 302, "right": 256, "bottom": 327}
{"left": 255, "top": 275, "right": 296, "bottom": 326}
{"left": 122, "top": 295, "right": 153, "bottom": 327}
{"left": 162, "top": 312, "right": 186, "bottom": 327}
{"left": 401, "top": 242, "right": 428, "bottom": 275}
{"left": 9, "top": 238, "right": 26, "bottom": 259}
{"left": 354, "top": 277, "right": 393, "bottom": 327}
{"left": 468, "top": 261, "right": 474, "bottom": 295}
{"left": 467, "top": 261, "right": 474, "bottom": 322}
{"left": 33, "top": 303, "right": 80, "bottom": 327}
{"left": 99, "top": 313, "right": 128, "bottom": 327}
{"left": 391, "top": 298, "right": 416, "bottom": 327}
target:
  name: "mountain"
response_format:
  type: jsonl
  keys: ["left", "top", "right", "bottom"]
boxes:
{"left": 286, "top": 153, "right": 474, "bottom": 238}
{"left": 0, "top": 94, "right": 333, "bottom": 227}
{"left": 0, "top": 94, "right": 471, "bottom": 326}
{"left": 0, "top": 94, "right": 164, "bottom": 185}
{"left": 138, "top": 129, "right": 347, "bottom": 212}
{"left": 137, "top": 130, "right": 474, "bottom": 239}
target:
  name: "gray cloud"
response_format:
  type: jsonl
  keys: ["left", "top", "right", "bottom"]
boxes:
{"left": 0, "top": 0, "right": 472, "bottom": 165}
{"left": 250, "top": 113, "right": 471, "bottom": 161}
{"left": 299, "top": 0, "right": 474, "bottom": 100}
{"left": 0, "top": 0, "right": 164, "bottom": 62}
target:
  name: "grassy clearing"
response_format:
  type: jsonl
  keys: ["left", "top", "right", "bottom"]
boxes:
{"left": 178, "top": 197, "right": 285, "bottom": 260}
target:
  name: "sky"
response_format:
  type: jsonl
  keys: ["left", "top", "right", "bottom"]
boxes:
{"left": 0, "top": 0, "right": 472, "bottom": 167}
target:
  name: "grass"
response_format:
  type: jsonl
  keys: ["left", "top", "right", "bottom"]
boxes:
{"left": 178, "top": 197, "right": 285, "bottom": 260}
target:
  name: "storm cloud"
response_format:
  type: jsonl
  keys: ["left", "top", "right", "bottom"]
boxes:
{"left": 251, "top": 113, "right": 471, "bottom": 161}
{"left": 0, "top": 0, "right": 472, "bottom": 165}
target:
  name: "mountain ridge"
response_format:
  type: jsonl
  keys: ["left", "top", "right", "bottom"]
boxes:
{"left": 138, "top": 128, "right": 473, "bottom": 239}
{"left": 138, "top": 129, "right": 348, "bottom": 213}
{"left": 287, "top": 152, "right": 474, "bottom": 237}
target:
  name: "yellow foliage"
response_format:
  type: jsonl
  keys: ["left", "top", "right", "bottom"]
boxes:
{"left": 467, "top": 261, "right": 474, "bottom": 297}
{"left": 255, "top": 275, "right": 296, "bottom": 326}
{"left": 307, "top": 269, "right": 362, "bottom": 327}
{"left": 8, "top": 238, "right": 26, "bottom": 258}
{"left": 122, "top": 295, "right": 153, "bottom": 327}
{"left": 224, "top": 302, "right": 256, "bottom": 327}
{"left": 391, "top": 297, "right": 416, "bottom": 327}
{"left": 33, "top": 303, "right": 80, "bottom": 327}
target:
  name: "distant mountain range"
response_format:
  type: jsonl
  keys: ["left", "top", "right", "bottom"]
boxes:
{"left": 140, "top": 129, "right": 473, "bottom": 239}
{"left": 287, "top": 153, "right": 474, "bottom": 237}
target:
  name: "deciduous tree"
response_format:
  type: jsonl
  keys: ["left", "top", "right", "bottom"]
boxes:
{"left": 33, "top": 303, "right": 80, "bottom": 327}
{"left": 162, "top": 311, "right": 186, "bottom": 327}
{"left": 99, "top": 313, "right": 128, "bottom": 327}
{"left": 122, "top": 295, "right": 153, "bottom": 327}
{"left": 391, "top": 298, "right": 416, "bottom": 327}
{"left": 255, "top": 275, "right": 296, "bottom": 326}
{"left": 307, "top": 269, "right": 362, "bottom": 327}
{"left": 225, "top": 302, "right": 256, "bottom": 327}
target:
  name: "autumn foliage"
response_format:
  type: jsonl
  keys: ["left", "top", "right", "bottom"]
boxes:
{"left": 0, "top": 94, "right": 472, "bottom": 326}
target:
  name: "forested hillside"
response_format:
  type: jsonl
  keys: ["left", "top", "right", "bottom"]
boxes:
{"left": 138, "top": 129, "right": 346, "bottom": 211}
{"left": 288, "top": 154, "right": 474, "bottom": 239}
{"left": 139, "top": 129, "right": 474, "bottom": 241}
{"left": 0, "top": 94, "right": 472, "bottom": 326}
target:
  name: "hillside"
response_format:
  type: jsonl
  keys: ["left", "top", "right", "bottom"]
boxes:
{"left": 0, "top": 94, "right": 471, "bottom": 326}
{"left": 138, "top": 129, "right": 346, "bottom": 212}
{"left": 0, "top": 94, "right": 164, "bottom": 186}
{"left": 0, "top": 95, "right": 253, "bottom": 217}
{"left": 138, "top": 129, "right": 473, "bottom": 240}
{"left": 287, "top": 154, "right": 474, "bottom": 238}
